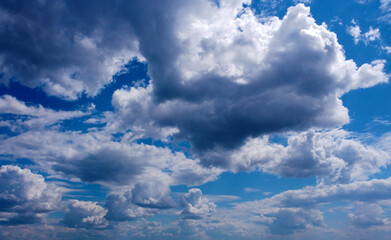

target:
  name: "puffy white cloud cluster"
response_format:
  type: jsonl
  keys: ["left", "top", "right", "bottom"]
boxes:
{"left": 104, "top": 189, "right": 158, "bottom": 221}
{"left": 226, "top": 130, "right": 389, "bottom": 183}
{"left": 62, "top": 200, "right": 108, "bottom": 228}
{"left": 179, "top": 188, "right": 216, "bottom": 219}
{"left": 0, "top": 165, "right": 61, "bottom": 224}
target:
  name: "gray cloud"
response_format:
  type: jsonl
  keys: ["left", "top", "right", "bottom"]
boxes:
{"left": 109, "top": 2, "right": 388, "bottom": 158}
{"left": 0, "top": 0, "right": 141, "bottom": 100}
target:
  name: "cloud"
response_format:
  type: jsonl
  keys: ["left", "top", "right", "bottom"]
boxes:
{"left": 131, "top": 181, "right": 175, "bottom": 209}
{"left": 232, "top": 176, "right": 391, "bottom": 235}
{"left": 104, "top": 189, "right": 156, "bottom": 221}
{"left": 0, "top": 130, "right": 220, "bottom": 187}
{"left": 268, "top": 208, "right": 324, "bottom": 235}
{"left": 113, "top": 2, "right": 388, "bottom": 156}
{"left": 348, "top": 203, "right": 386, "bottom": 228}
{"left": 0, "top": 165, "right": 61, "bottom": 224}
{"left": 381, "top": 0, "right": 391, "bottom": 11}
{"left": 238, "top": 177, "right": 391, "bottom": 212}
{"left": 62, "top": 200, "right": 108, "bottom": 228}
{"left": 0, "top": 95, "right": 86, "bottom": 132}
{"left": 214, "top": 130, "right": 389, "bottom": 183}
{"left": 0, "top": 0, "right": 141, "bottom": 100}
{"left": 348, "top": 24, "right": 362, "bottom": 44}
{"left": 179, "top": 188, "right": 216, "bottom": 219}
{"left": 348, "top": 21, "right": 381, "bottom": 44}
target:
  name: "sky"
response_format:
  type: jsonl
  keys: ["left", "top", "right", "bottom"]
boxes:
{"left": 0, "top": 0, "right": 391, "bottom": 239}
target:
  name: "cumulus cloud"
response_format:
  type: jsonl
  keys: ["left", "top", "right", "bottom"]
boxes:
{"left": 112, "top": 2, "right": 388, "bottom": 156}
{"left": 104, "top": 189, "right": 156, "bottom": 221}
{"left": 0, "top": 165, "right": 61, "bottom": 224}
{"left": 348, "top": 203, "right": 386, "bottom": 228}
{"left": 179, "top": 188, "right": 216, "bottom": 219}
{"left": 62, "top": 200, "right": 108, "bottom": 228}
{"left": 268, "top": 208, "right": 323, "bottom": 235}
{"left": 131, "top": 181, "right": 175, "bottom": 209}
{"left": 211, "top": 130, "right": 389, "bottom": 183}
{"left": 0, "top": 0, "right": 142, "bottom": 100}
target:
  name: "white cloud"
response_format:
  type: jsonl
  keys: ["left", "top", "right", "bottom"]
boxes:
{"left": 122, "top": 2, "right": 388, "bottom": 156}
{"left": 348, "top": 21, "right": 381, "bottom": 44}
{"left": 348, "top": 25, "right": 362, "bottom": 44}
{"left": 348, "top": 203, "right": 386, "bottom": 228}
{"left": 364, "top": 27, "right": 381, "bottom": 41}
{"left": 216, "top": 130, "right": 389, "bottom": 183}
{"left": 237, "top": 177, "right": 391, "bottom": 212}
{"left": 382, "top": 46, "right": 391, "bottom": 53}
{"left": 179, "top": 188, "right": 216, "bottom": 219}
{"left": 268, "top": 208, "right": 324, "bottom": 235}
{"left": 0, "top": 165, "right": 61, "bottom": 224}
{"left": 104, "top": 189, "right": 157, "bottom": 221}
{"left": 0, "top": 95, "right": 86, "bottom": 131}
{"left": 131, "top": 181, "right": 175, "bottom": 209}
{"left": 0, "top": 130, "right": 220, "bottom": 187}
{"left": 62, "top": 200, "right": 108, "bottom": 228}
{"left": 231, "top": 176, "right": 391, "bottom": 235}
{"left": 381, "top": 0, "right": 391, "bottom": 10}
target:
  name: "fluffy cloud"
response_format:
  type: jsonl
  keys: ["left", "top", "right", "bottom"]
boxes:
{"left": 62, "top": 200, "right": 108, "bottom": 228}
{"left": 268, "top": 208, "right": 323, "bottom": 235}
{"left": 0, "top": 0, "right": 143, "bottom": 100}
{"left": 131, "top": 181, "right": 175, "bottom": 209}
{"left": 348, "top": 21, "right": 381, "bottom": 44}
{"left": 112, "top": 2, "right": 388, "bottom": 156}
{"left": 104, "top": 190, "right": 156, "bottom": 221}
{"left": 0, "top": 130, "right": 220, "bottom": 187}
{"left": 212, "top": 130, "right": 389, "bottom": 183}
{"left": 0, "top": 165, "right": 61, "bottom": 224}
{"left": 0, "top": 95, "right": 86, "bottom": 132}
{"left": 179, "top": 188, "right": 216, "bottom": 219}
{"left": 232, "top": 176, "right": 391, "bottom": 235}
{"left": 348, "top": 203, "right": 386, "bottom": 228}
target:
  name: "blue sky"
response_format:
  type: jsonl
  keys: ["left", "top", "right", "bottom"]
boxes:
{"left": 0, "top": 0, "right": 391, "bottom": 239}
